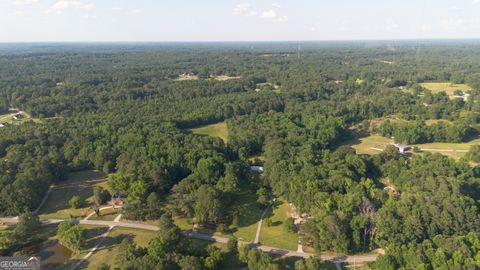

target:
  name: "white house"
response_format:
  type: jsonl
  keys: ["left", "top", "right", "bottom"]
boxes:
{"left": 453, "top": 92, "right": 470, "bottom": 102}
{"left": 393, "top": 144, "right": 410, "bottom": 153}
{"left": 250, "top": 166, "right": 264, "bottom": 173}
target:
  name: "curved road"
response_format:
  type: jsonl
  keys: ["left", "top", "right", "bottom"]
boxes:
{"left": 0, "top": 217, "right": 378, "bottom": 265}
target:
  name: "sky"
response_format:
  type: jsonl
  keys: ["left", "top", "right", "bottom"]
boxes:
{"left": 1, "top": 0, "right": 480, "bottom": 42}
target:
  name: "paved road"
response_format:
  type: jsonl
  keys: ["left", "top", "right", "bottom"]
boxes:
{"left": 0, "top": 217, "right": 379, "bottom": 264}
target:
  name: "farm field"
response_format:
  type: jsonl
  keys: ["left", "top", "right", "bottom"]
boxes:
{"left": 260, "top": 201, "right": 298, "bottom": 251}
{"left": 420, "top": 82, "right": 471, "bottom": 95}
{"left": 189, "top": 121, "right": 228, "bottom": 143}
{"left": 39, "top": 171, "right": 108, "bottom": 220}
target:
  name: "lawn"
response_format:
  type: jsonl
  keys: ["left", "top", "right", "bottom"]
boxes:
{"left": 190, "top": 121, "right": 228, "bottom": 144}
{"left": 259, "top": 201, "right": 298, "bottom": 251}
{"left": 0, "top": 111, "right": 41, "bottom": 125}
{"left": 75, "top": 227, "right": 243, "bottom": 270}
{"left": 212, "top": 75, "right": 241, "bottom": 81}
{"left": 89, "top": 208, "right": 120, "bottom": 221}
{"left": 346, "top": 134, "right": 393, "bottom": 155}
{"left": 420, "top": 82, "right": 471, "bottom": 95}
{"left": 39, "top": 171, "right": 108, "bottom": 220}
{"left": 210, "top": 184, "right": 264, "bottom": 243}
{"left": 346, "top": 133, "right": 478, "bottom": 159}
{"left": 67, "top": 226, "right": 158, "bottom": 270}
{"left": 229, "top": 185, "right": 264, "bottom": 242}
{"left": 176, "top": 74, "right": 199, "bottom": 81}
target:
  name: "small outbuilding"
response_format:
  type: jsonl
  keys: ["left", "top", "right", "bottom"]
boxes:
{"left": 393, "top": 143, "right": 410, "bottom": 153}
{"left": 12, "top": 113, "right": 23, "bottom": 120}
{"left": 250, "top": 166, "right": 264, "bottom": 173}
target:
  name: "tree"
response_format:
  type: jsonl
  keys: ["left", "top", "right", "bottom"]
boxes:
{"left": 116, "top": 238, "right": 139, "bottom": 267}
{"left": 264, "top": 217, "right": 272, "bottom": 227}
{"left": 467, "top": 145, "right": 480, "bottom": 162}
{"left": 204, "top": 244, "right": 222, "bottom": 269}
{"left": 56, "top": 221, "right": 86, "bottom": 253}
{"left": 68, "top": 195, "right": 82, "bottom": 209}
{"left": 14, "top": 210, "right": 40, "bottom": 241}
{"left": 227, "top": 238, "right": 238, "bottom": 254}
{"left": 284, "top": 217, "right": 296, "bottom": 233}
{"left": 96, "top": 263, "right": 111, "bottom": 270}
{"left": 145, "top": 192, "right": 163, "bottom": 220}
{"left": 0, "top": 231, "right": 16, "bottom": 251}
{"left": 93, "top": 186, "right": 110, "bottom": 206}
{"left": 178, "top": 256, "right": 203, "bottom": 270}
{"left": 194, "top": 185, "right": 223, "bottom": 226}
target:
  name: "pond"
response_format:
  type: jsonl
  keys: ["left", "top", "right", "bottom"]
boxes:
{"left": 23, "top": 239, "right": 73, "bottom": 270}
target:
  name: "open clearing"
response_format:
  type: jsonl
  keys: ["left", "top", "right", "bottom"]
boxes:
{"left": 0, "top": 111, "right": 41, "bottom": 125}
{"left": 190, "top": 121, "right": 228, "bottom": 143}
{"left": 420, "top": 82, "right": 471, "bottom": 95}
{"left": 260, "top": 201, "right": 298, "bottom": 251}
{"left": 212, "top": 75, "right": 241, "bottom": 81}
{"left": 347, "top": 133, "right": 478, "bottom": 159}
{"left": 39, "top": 171, "right": 108, "bottom": 220}
{"left": 176, "top": 74, "right": 199, "bottom": 81}
{"left": 73, "top": 227, "right": 158, "bottom": 269}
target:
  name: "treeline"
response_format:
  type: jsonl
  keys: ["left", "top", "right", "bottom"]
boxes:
{"left": 376, "top": 120, "right": 474, "bottom": 144}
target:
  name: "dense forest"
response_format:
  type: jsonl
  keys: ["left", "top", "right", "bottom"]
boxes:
{"left": 1, "top": 42, "right": 480, "bottom": 269}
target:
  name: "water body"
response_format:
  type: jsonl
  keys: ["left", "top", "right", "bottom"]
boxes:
{"left": 24, "top": 239, "right": 73, "bottom": 270}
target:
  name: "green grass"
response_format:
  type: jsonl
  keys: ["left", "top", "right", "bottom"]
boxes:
{"left": 346, "top": 134, "right": 393, "bottom": 155}
{"left": 190, "top": 121, "right": 228, "bottom": 143}
{"left": 89, "top": 208, "right": 120, "bottom": 221}
{"left": 346, "top": 133, "right": 479, "bottom": 159}
{"left": 420, "top": 82, "right": 471, "bottom": 95}
{"left": 259, "top": 201, "right": 298, "bottom": 251}
{"left": 70, "top": 226, "right": 158, "bottom": 270}
{"left": 39, "top": 171, "right": 108, "bottom": 220}
{"left": 0, "top": 111, "right": 41, "bottom": 125}
{"left": 174, "top": 217, "right": 194, "bottom": 230}
{"left": 75, "top": 227, "right": 244, "bottom": 270}
{"left": 229, "top": 186, "right": 264, "bottom": 242}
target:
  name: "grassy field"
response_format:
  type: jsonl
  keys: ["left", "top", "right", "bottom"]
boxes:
{"left": 39, "top": 171, "right": 108, "bottom": 220}
{"left": 420, "top": 82, "right": 471, "bottom": 95}
{"left": 176, "top": 74, "right": 199, "bottom": 81}
{"left": 212, "top": 75, "right": 241, "bottom": 81}
{"left": 190, "top": 121, "right": 228, "bottom": 143}
{"left": 259, "top": 201, "right": 298, "bottom": 251}
{"left": 347, "top": 133, "right": 478, "bottom": 159}
{"left": 0, "top": 111, "right": 41, "bottom": 125}
{"left": 346, "top": 134, "right": 393, "bottom": 155}
{"left": 89, "top": 208, "right": 120, "bottom": 221}
{"left": 71, "top": 226, "right": 158, "bottom": 270}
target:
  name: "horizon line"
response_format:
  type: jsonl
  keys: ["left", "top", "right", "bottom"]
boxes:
{"left": 1, "top": 38, "right": 480, "bottom": 44}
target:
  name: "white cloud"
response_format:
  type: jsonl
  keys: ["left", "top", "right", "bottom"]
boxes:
{"left": 260, "top": 9, "right": 276, "bottom": 19}
{"left": 234, "top": 3, "right": 288, "bottom": 22}
{"left": 13, "top": 0, "right": 38, "bottom": 5}
{"left": 473, "top": 0, "right": 480, "bottom": 4}
{"left": 130, "top": 8, "right": 142, "bottom": 14}
{"left": 47, "top": 0, "right": 95, "bottom": 13}
{"left": 234, "top": 3, "right": 250, "bottom": 15}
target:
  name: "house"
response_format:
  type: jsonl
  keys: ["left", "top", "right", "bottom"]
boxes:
{"left": 453, "top": 92, "right": 470, "bottom": 102}
{"left": 12, "top": 113, "right": 23, "bottom": 120}
{"left": 250, "top": 166, "right": 264, "bottom": 173}
{"left": 393, "top": 143, "right": 410, "bottom": 154}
